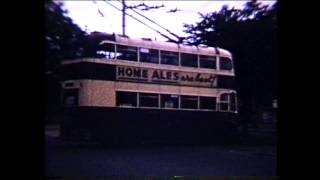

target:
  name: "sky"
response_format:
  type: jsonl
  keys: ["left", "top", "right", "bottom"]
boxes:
{"left": 60, "top": 0, "right": 276, "bottom": 42}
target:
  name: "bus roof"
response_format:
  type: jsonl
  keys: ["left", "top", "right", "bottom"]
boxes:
{"left": 98, "top": 33, "right": 232, "bottom": 58}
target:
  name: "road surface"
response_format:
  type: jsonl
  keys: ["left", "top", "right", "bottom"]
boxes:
{"left": 46, "top": 135, "right": 277, "bottom": 177}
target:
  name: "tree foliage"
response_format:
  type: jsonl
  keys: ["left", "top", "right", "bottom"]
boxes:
{"left": 45, "top": 0, "right": 87, "bottom": 72}
{"left": 126, "top": 2, "right": 165, "bottom": 11}
{"left": 45, "top": 0, "right": 89, "bottom": 124}
{"left": 183, "top": 0, "right": 277, "bottom": 123}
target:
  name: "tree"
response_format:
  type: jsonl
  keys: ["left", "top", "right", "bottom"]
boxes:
{"left": 45, "top": 0, "right": 87, "bottom": 73}
{"left": 183, "top": 0, "right": 277, "bottom": 127}
{"left": 45, "top": 0, "right": 88, "bottom": 124}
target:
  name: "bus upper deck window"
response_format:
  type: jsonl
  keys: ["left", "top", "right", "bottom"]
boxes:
{"left": 200, "top": 55, "right": 216, "bottom": 69}
{"left": 160, "top": 51, "right": 178, "bottom": 66}
{"left": 139, "top": 48, "right": 159, "bottom": 64}
{"left": 96, "top": 43, "right": 116, "bottom": 59}
{"left": 116, "top": 45, "right": 138, "bottom": 61}
{"left": 181, "top": 53, "right": 198, "bottom": 67}
{"left": 219, "top": 57, "right": 233, "bottom": 70}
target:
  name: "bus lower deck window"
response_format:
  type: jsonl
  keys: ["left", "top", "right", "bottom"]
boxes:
{"left": 220, "top": 93, "right": 229, "bottom": 101}
{"left": 230, "top": 103, "right": 236, "bottom": 111}
{"left": 181, "top": 95, "right": 198, "bottom": 109}
{"left": 220, "top": 93, "right": 229, "bottom": 111}
{"left": 62, "top": 89, "right": 79, "bottom": 106}
{"left": 229, "top": 93, "right": 237, "bottom": 111}
{"left": 116, "top": 91, "right": 137, "bottom": 107}
{"left": 139, "top": 93, "right": 159, "bottom": 107}
{"left": 220, "top": 103, "right": 229, "bottom": 111}
{"left": 219, "top": 93, "right": 237, "bottom": 111}
{"left": 161, "top": 94, "right": 179, "bottom": 108}
{"left": 200, "top": 97, "right": 216, "bottom": 110}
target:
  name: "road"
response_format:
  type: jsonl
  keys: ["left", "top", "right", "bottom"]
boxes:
{"left": 46, "top": 135, "right": 277, "bottom": 177}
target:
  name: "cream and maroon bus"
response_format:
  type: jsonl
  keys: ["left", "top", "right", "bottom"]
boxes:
{"left": 60, "top": 33, "right": 238, "bottom": 145}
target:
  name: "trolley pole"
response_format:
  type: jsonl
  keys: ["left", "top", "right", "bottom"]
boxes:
{"left": 122, "top": 0, "right": 126, "bottom": 36}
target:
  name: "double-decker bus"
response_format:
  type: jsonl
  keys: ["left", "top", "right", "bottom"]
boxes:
{"left": 60, "top": 33, "right": 238, "bottom": 145}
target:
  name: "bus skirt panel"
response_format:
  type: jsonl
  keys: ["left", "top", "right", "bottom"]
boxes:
{"left": 60, "top": 107, "right": 239, "bottom": 145}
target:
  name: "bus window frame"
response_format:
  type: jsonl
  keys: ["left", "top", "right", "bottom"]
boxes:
{"left": 199, "top": 55, "right": 217, "bottom": 70}
{"left": 219, "top": 93, "right": 230, "bottom": 112}
{"left": 160, "top": 94, "right": 179, "bottom": 109}
{"left": 110, "top": 42, "right": 233, "bottom": 73}
{"left": 61, "top": 88, "right": 79, "bottom": 107}
{"left": 116, "top": 91, "right": 138, "bottom": 108}
{"left": 218, "top": 93, "right": 237, "bottom": 112}
{"left": 114, "top": 91, "right": 235, "bottom": 112}
{"left": 180, "top": 95, "right": 199, "bottom": 110}
{"left": 138, "top": 47, "right": 160, "bottom": 64}
{"left": 199, "top": 96, "right": 217, "bottom": 111}
{"left": 115, "top": 44, "right": 139, "bottom": 62}
{"left": 219, "top": 56, "right": 233, "bottom": 71}
{"left": 96, "top": 42, "right": 117, "bottom": 59}
{"left": 180, "top": 52, "right": 198, "bottom": 68}
{"left": 138, "top": 92, "right": 160, "bottom": 108}
{"left": 159, "top": 50, "right": 179, "bottom": 66}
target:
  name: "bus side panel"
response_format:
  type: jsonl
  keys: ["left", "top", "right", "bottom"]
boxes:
{"left": 60, "top": 107, "right": 239, "bottom": 145}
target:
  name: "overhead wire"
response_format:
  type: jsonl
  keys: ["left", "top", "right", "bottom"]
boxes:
{"left": 114, "top": 0, "right": 181, "bottom": 41}
{"left": 104, "top": 0, "right": 179, "bottom": 43}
